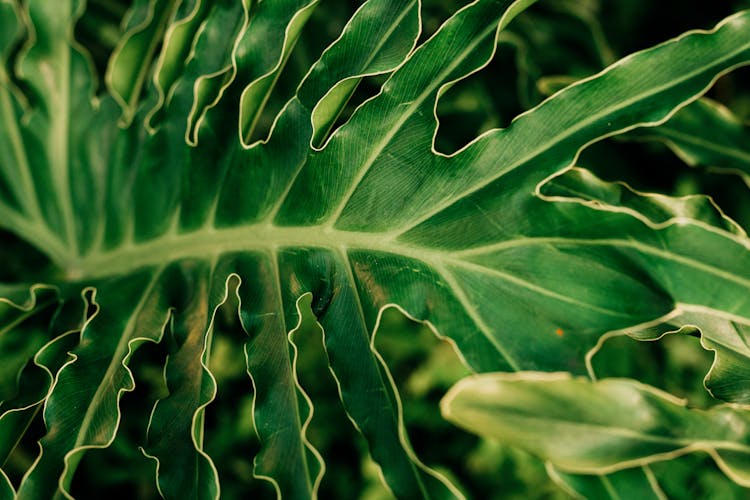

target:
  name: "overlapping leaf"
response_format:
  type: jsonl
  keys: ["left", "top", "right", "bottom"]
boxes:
{"left": 441, "top": 372, "right": 750, "bottom": 484}
{"left": 1, "top": 0, "right": 750, "bottom": 497}
{"left": 628, "top": 97, "right": 750, "bottom": 185}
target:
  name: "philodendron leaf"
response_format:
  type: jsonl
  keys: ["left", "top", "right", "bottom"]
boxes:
{"left": 540, "top": 166, "right": 745, "bottom": 236}
{"left": 15, "top": 272, "right": 172, "bottom": 499}
{"left": 141, "top": 0, "right": 205, "bottom": 131}
{"left": 0, "top": 469, "right": 12, "bottom": 498}
{"left": 236, "top": 0, "right": 319, "bottom": 145}
{"left": 535, "top": 76, "right": 750, "bottom": 189}
{"left": 106, "top": 0, "right": 179, "bottom": 125}
{"left": 0, "top": 0, "right": 69, "bottom": 262}
{"left": 548, "top": 464, "right": 666, "bottom": 500}
{"left": 541, "top": 168, "right": 750, "bottom": 407}
{"left": 0, "top": 285, "right": 74, "bottom": 470}
{"left": 13, "top": 0, "right": 102, "bottom": 255}
{"left": 609, "top": 308, "right": 750, "bottom": 405}
{"left": 0, "top": 330, "right": 79, "bottom": 470}
{"left": 627, "top": 97, "right": 750, "bottom": 185}
{"left": 441, "top": 372, "right": 750, "bottom": 486}
{"left": 141, "top": 262, "right": 223, "bottom": 500}
{"left": 305, "top": 0, "right": 420, "bottom": 147}
{"left": 2, "top": 0, "right": 750, "bottom": 497}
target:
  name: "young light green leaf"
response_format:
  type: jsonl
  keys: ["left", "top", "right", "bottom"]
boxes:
{"left": 441, "top": 372, "right": 750, "bottom": 485}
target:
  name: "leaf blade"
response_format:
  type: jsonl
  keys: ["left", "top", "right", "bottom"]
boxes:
{"left": 441, "top": 372, "right": 750, "bottom": 485}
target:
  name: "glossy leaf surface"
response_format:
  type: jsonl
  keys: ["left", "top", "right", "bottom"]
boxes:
{"left": 442, "top": 372, "right": 750, "bottom": 485}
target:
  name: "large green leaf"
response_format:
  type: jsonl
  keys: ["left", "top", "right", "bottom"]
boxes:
{"left": 1, "top": 0, "right": 750, "bottom": 497}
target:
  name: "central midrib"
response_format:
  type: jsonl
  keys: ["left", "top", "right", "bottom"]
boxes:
{"left": 69, "top": 224, "right": 750, "bottom": 296}
{"left": 70, "top": 224, "right": 437, "bottom": 279}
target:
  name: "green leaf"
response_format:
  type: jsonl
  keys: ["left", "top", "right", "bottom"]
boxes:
{"left": 0, "top": 330, "right": 78, "bottom": 469}
{"left": 141, "top": 0, "right": 205, "bottom": 131}
{"left": 2, "top": 0, "right": 750, "bottom": 497}
{"left": 543, "top": 167, "right": 750, "bottom": 406}
{"left": 0, "top": 286, "right": 57, "bottom": 402}
{"left": 106, "top": 0, "right": 180, "bottom": 124}
{"left": 0, "top": 468, "right": 13, "bottom": 498}
{"left": 15, "top": 272, "right": 170, "bottom": 498}
{"left": 0, "top": 0, "right": 67, "bottom": 260}
{"left": 549, "top": 465, "right": 667, "bottom": 500}
{"left": 627, "top": 97, "right": 750, "bottom": 184}
{"left": 0, "top": 0, "right": 21, "bottom": 63}
{"left": 304, "top": 0, "right": 420, "bottom": 147}
{"left": 178, "top": 0, "right": 248, "bottom": 146}
{"left": 141, "top": 263, "right": 221, "bottom": 500}
{"left": 14, "top": 0, "right": 102, "bottom": 254}
{"left": 236, "top": 0, "right": 319, "bottom": 145}
{"left": 234, "top": 258, "right": 325, "bottom": 498}
{"left": 541, "top": 166, "right": 745, "bottom": 235}
{"left": 441, "top": 372, "right": 750, "bottom": 485}
{"left": 615, "top": 309, "right": 750, "bottom": 405}
{"left": 0, "top": 285, "right": 76, "bottom": 470}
